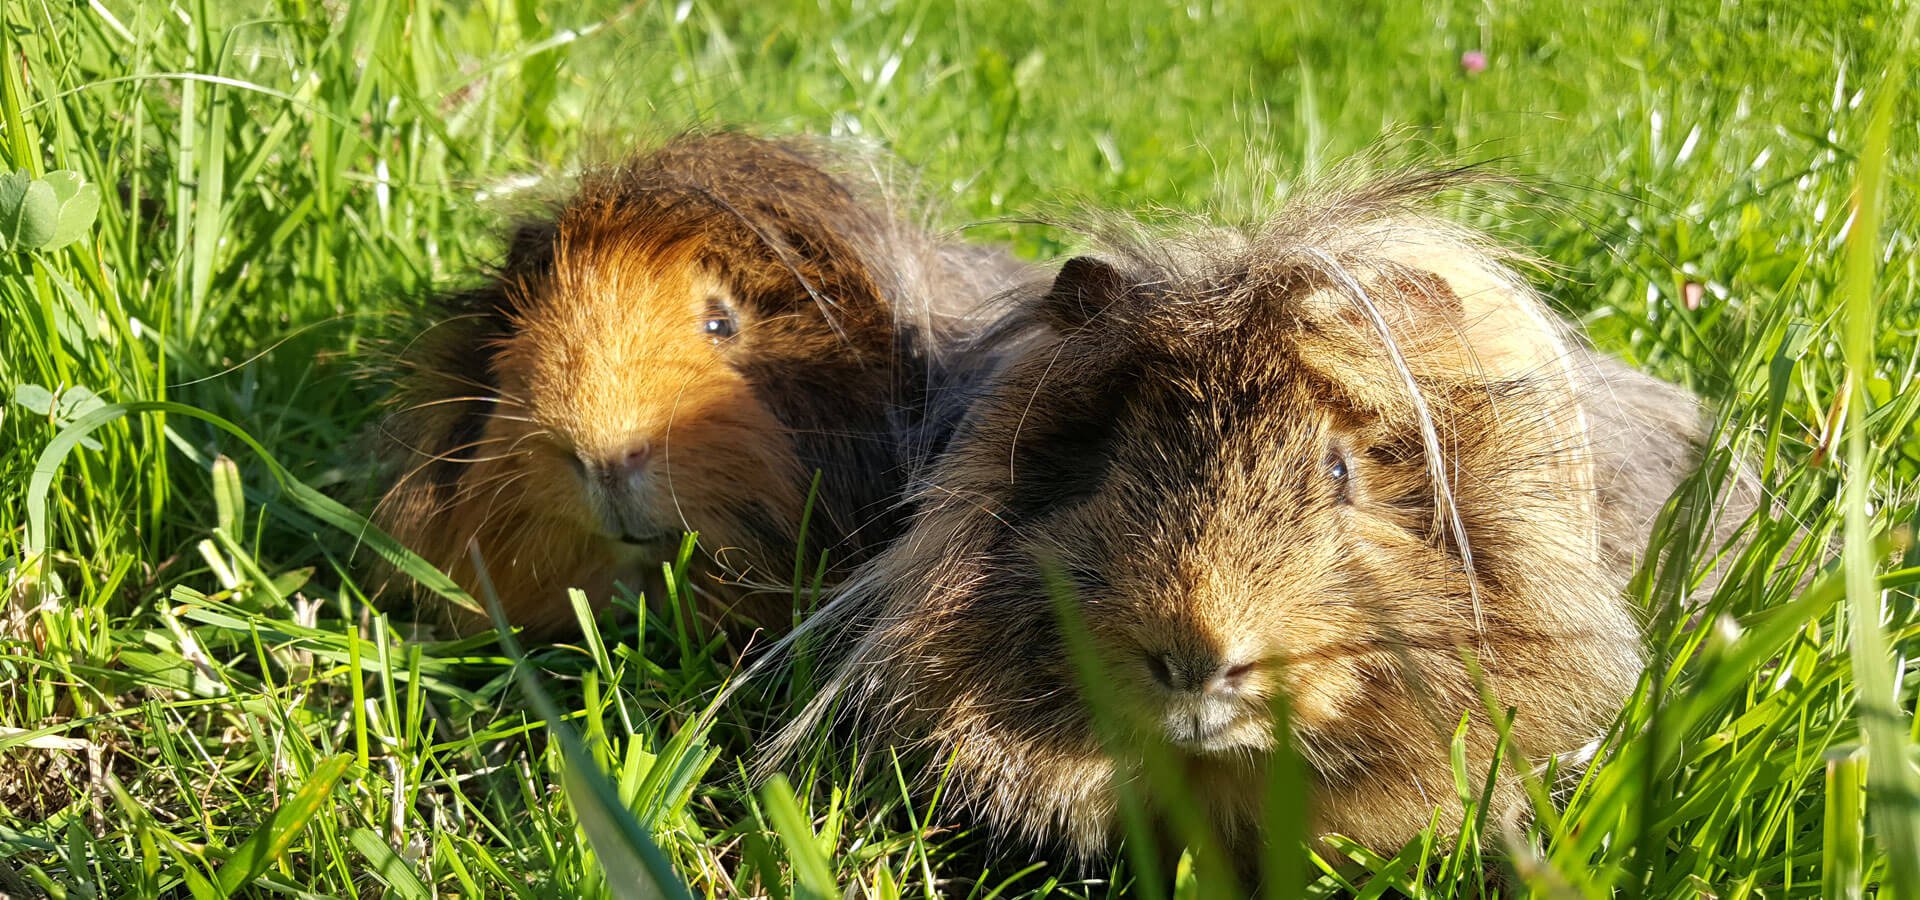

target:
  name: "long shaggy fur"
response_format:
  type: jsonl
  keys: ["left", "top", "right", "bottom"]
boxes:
{"left": 369, "top": 132, "right": 1033, "bottom": 636}
{"left": 763, "top": 170, "right": 1750, "bottom": 858}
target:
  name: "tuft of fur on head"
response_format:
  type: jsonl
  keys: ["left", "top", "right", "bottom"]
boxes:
{"left": 760, "top": 168, "right": 1726, "bottom": 859}
{"left": 367, "top": 132, "right": 1035, "bottom": 636}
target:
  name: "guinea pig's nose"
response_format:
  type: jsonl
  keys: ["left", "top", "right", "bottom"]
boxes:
{"left": 602, "top": 441, "right": 653, "bottom": 480}
{"left": 1146, "top": 651, "right": 1254, "bottom": 696}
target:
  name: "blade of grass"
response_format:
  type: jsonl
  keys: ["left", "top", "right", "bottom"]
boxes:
{"left": 1044, "top": 563, "right": 1242, "bottom": 900}
{"left": 24, "top": 400, "right": 481, "bottom": 616}
{"left": 211, "top": 753, "right": 355, "bottom": 894}
{"left": 348, "top": 828, "right": 433, "bottom": 900}
{"left": 1824, "top": 747, "right": 1867, "bottom": 900}
{"left": 760, "top": 774, "right": 838, "bottom": 900}
{"left": 1837, "top": 6, "right": 1920, "bottom": 893}
{"left": 465, "top": 544, "right": 695, "bottom": 900}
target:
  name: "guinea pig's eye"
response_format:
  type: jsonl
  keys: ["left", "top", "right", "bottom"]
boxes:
{"left": 702, "top": 296, "right": 740, "bottom": 342}
{"left": 1327, "top": 446, "right": 1354, "bottom": 504}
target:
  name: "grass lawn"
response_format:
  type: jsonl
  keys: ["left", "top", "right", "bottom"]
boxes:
{"left": 2, "top": 0, "right": 1918, "bottom": 896}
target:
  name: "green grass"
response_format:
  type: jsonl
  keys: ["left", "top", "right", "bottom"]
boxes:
{"left": 2, "top": 0, "right": 1918, "bottom": 895}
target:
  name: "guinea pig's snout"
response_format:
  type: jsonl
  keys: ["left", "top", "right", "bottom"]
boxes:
{"left": 1143, "top": 649, "right": 1254, "bottom": 698}
{"left": 574, "top": 440, "right": 653, "bottom": 488}
{"left": 603, "top": 441, "right": 654, "bottom": 481}
{"left": 572, "top": 439, "right": 672, "bottom": 545}
{"left": 1139, "top": 646, "right": 1268, "bottom": 753}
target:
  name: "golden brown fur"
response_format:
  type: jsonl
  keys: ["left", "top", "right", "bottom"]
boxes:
{"left": 371, "top": 132, "right": 1031, "bottom": 636}
{"left": 766, "top": 171, "right": 1739, "bottom": 859}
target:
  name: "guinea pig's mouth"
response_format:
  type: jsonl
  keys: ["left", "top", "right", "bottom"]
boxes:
{"left": 615, "top": 530, "right": 676, "bottom": 547}
{"left": 1159, "top": 705, "right": 1267, "bottom": 755}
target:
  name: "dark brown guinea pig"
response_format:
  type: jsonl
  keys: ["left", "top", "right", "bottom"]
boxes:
{"left": 371, "top": 132, "right": 1030, "bottom": 637}
{"left": 768, "top": 172, "right": 1737, "bottom": 860}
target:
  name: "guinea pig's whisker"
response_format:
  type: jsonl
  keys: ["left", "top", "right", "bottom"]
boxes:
{"left": 413, "top": 481, "right": 495, "bottom": 521}
{"left": 393, "top": 394, "right": 517, "bottom": 415}
{"left": 500, "top": 428, "right": 555, "bottom": 455}
{"left": 463, "top": 411, "right": 541, "bottom": 428}
{"left": 387, "top": 363, "right": 526, "bottom": 408}
{"left": 383, "top": 460, "right": 507, "bottom": 512}
{"left": 747, "top": 311, "right": 817, "bottom": 330}
{"left": 383, "top": 432, "right": 499, "bottom": 467}
{"left": 443, "top": 448, "right": 546, "bottom": 467}
{"left": 426, "top": 484, "right": 513, "bottom": 522}
{"left": 382, "top": 314, "right": 493, "bottom": 372}
{"left": 772, "top": 428, "right": 901, "bottom": 444}
{"left": 379, "top": 435, "right": 529, "bottom": 499}
{"left": 462, "top": 470, "right": 537, "bottom": 538}
{"left": 688, "top": 183, "right": 861, "bottom": 348}
{"left": 445, "top": 466, "right": 538, "bottom": 508}
{"left": 399, "top": 445, "right": 542, "bottom": 508}
{"left": 656, "top": 340, "right": 781, "bottom": 540}
{"left": 442, "top": 431, "right": 534, "bottom": 455}
{"left": 915, "top": 482, "right": 1036, "bottom": 542}
{"left": 374, "top": 421, "right": 460, "bottom": 459}
{"left": 1307, "top": 246, "right": 1487, "bottom": 639}
{"left": 470, "top": 387, "right": 531, "bottom": 411}
{"left": 1007, "top": 327, "right": 1091, "bottom": 487}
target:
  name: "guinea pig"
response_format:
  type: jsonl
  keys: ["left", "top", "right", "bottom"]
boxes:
{"left": 765, "top": 171, "right": 1736, "bottom": 860}
{"left": 370, "top": 132, "right": 1032, "bottom": 637}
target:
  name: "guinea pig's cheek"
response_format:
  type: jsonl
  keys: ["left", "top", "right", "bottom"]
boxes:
{"left": 561, "top": 473, "right": 608, "bottom": 532}
{"left": 605, "top": 540, "right": 671, "bottom": 583}
{"left": 1281, "top": 660, "right": 1365, "bottom": 729}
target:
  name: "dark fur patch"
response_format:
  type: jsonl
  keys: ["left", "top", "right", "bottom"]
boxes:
{"left": 999, "top": 365, "right": 1144, "bottom": 524}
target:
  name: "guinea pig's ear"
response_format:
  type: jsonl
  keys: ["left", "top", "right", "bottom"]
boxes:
{"left": 1040, "top": 256, "right": 1130, "bottom": 331}
{"left": 1374, "top": 234, "right": 1600, "bottom": 532}
{"left": 501, "top": 220, "right": 558, "bottom": 277}
{"left": 1381, "top": 241, "right": 1571, "bottom": 387}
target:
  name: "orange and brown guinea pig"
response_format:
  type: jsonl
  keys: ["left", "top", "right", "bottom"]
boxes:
{"left": 371, "top": 132, "right": 1029, "bottom": 636}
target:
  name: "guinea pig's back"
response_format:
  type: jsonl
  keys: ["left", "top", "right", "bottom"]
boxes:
{"left": 898, "top": 242, "right": 1044, "bottom": 468}
{"left": 927, "top": 240, "right": 1040, "bottom": 315}
{"left": 1572, "top": 349, "right": 1762, "bottom": 592}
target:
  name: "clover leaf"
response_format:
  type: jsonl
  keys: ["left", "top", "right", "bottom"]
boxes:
{"left": 0, "top": 169, "right": 102, "bottom": 252}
